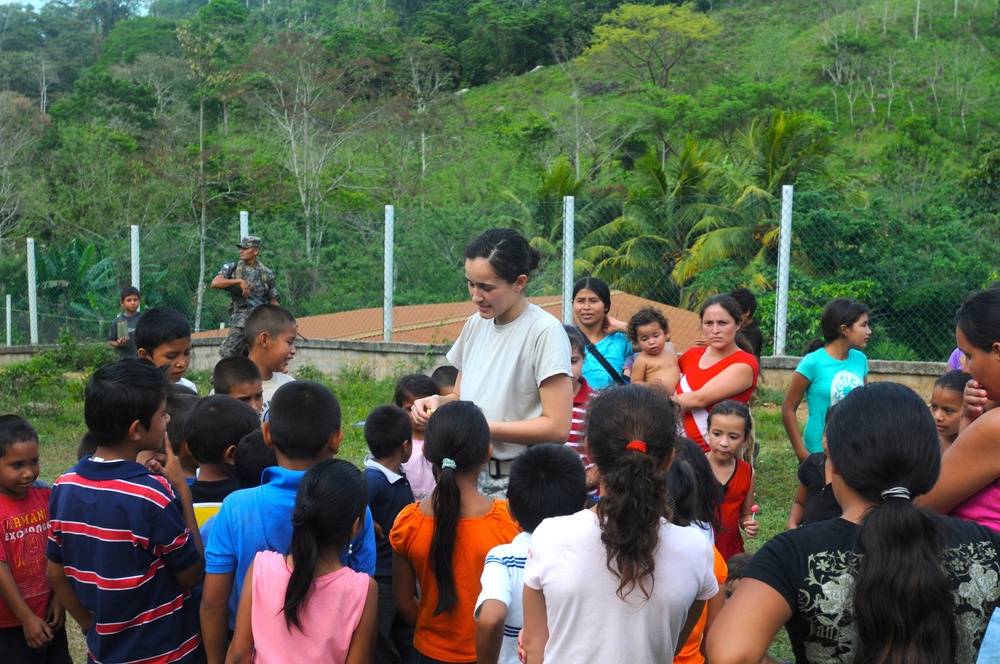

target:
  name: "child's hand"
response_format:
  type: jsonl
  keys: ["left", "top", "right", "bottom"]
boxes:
{"left": 964, "top": 379, "right": 989, "bottom": 421}
{"left": 146, "top": 434, "right": 187, "bottom": 494}
{"left": 22, "top": 614, "right": 54, "bottom": 649}
{"left": 785, "top": 519, "right": 799, "bottom": 530}
{"left": 373, "top": 522, "right": 385, "bottom": 540}
{"left": 517, "top": 628, "right": 527, "bottom": 664}
{"left": 47, "top": 597, "right": 66, "bottom": 631}
{"left": 742, "top": 517, "right": 760, "bottom": 539}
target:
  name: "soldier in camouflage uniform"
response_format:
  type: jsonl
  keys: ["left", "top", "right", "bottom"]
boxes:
{"left": 211, "top": 236, "right": 279, "bottom": 358}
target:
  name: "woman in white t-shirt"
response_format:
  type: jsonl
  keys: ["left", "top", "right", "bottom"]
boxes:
{"left": 521, "top": 385, "right": 718, "bottom": 663}
{"left": 410, "top": 228, "right": 573, "bottom": 497}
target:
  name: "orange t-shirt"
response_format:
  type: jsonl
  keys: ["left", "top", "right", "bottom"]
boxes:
{"left": 674, "top": 545, "right": 728, "bottom": 664}
{"left": 390, "top": 499, "right": 520, "bottom": 662}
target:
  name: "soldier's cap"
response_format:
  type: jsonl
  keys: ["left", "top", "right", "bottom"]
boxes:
{"left": 237, "top": 236, "right": 262, "bottom": 249}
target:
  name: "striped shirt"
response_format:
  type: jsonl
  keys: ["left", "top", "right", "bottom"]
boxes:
{"left": 475, "top": 532, "right": 532, "bottom": 664}
{"left": 566, "top": 377, "right": 594, "bottom": 476}
{"left": 47, "top": 458, "right": 203, "bottom": 664}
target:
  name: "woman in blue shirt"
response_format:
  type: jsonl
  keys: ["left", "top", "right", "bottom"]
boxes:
{"left": 572, "top": 278, "right": 632, "bottom": 390}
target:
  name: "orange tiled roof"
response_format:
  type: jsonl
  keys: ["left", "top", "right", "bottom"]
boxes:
{"left": 195, "top": 292, "right": 704, "bottom": 352}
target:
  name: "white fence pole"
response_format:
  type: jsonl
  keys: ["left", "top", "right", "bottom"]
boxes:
{"left": 774, "top": 185, "right": 794, "bottom": 356}
{"left": 131, "top": 225, "right": 141, "bottom": 291}
{"left": 5, "top": 294, "right": 10, "bottom": 347}
{"left": 562, "top": 196, "right": 575, "bottom": 325}
{"left": 27, "top": 238, "right": 37, "bottom": 345}
{"left": 383, "top": 205, "right": 394, "bottom": 342}
{"left": 240, "top": 210, "right": 249, "bottom": 239}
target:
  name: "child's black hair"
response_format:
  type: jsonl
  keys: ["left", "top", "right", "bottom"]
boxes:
{"left": 84, "top": 358, "right": 168, "bottom": 445}
{"left": 563, "top": 325, "right": 586, "bottom": 356}
{"left": 213, "top": 356, "right": 262, "bottom": 395}
{"left": 394, "top": 373, "right": 438, "bottom": 407}
{"left": 627, "top": 307, "right": 669, "bottom": 342}
{"left": 935, "top": 369, "right": 970, "bottom": 395}
{"left": 0, "top": 415, "right": 38, "bottom": 456}
{"left": 245, "top": 304, "right": 296, "bottom": 349}
{"left": 119, "top": 285, "right": 141, "bottom": 302}
{"left": 819, "top": 298, "right": 869, "bottom": 344}
{"left": 729, "top": 288, "right": 757, "bottom": 318}
{"left": 76, "top": 431, "right": 98, "bottom": 460}
{"left": 707, "top": 399, "right": 753, "bottom": 441}
{"left": 166, "top": 392, "right": 200, "bottom": 456}
{"left": 234, "top": 429, "right": 277, "bottom": 489}
{"left": 725, "top": 551, "right": 753, "bottom": 578}
{"left": 430, "top": 365, "right": 459, "bottom": 392}
{"left": 668, "top": 437, "right": 722, "bottom": 532}
{"left": 364, "top": 405, "right": 412, "bottom": 458}
{"left": 506, "top": 443, "right": 586, "bottom": 533}
{"left": 423, "top": 400, "right": 491, "bottom": 615}
{"left": 184, "top": 395, "right": 260, "bottom": 465}
{"left": 135, "top": 307, "right": 191, "bottom": 354}
{"left": 267, "top": 380, "right": 341, "bottom": 460}
{"left": 284, "top": 458, "right": 368, "bottom": 629}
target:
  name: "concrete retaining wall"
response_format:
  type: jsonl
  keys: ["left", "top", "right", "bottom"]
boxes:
{"left": 1, "top": 340, "right": 950, "bottom": 399}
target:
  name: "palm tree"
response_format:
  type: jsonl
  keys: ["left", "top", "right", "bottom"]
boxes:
{"left": 670, "top": 110, "right": 841, "bottom": 307}
{"left": 580, "top": 140, "right": 718, "bottom": 304}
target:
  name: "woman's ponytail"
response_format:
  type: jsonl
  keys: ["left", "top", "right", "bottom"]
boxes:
{"left": 586, "top": 386, "right": 677, "bottom": 601}
{"left": 825, "top": 383, "right": 953, "bottom": 664}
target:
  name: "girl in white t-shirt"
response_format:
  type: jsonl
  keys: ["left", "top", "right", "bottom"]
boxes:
{"left": 522, "top": 385, "right": 718, "bottom": 663}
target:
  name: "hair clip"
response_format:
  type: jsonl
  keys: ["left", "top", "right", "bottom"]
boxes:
{"left": 880, "top": 486, "right": 910, "bottom": 501}
{"left": 626, "top": 440, "right": 647, "bottom": 454}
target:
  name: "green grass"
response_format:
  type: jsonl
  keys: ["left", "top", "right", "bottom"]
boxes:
{"left": 1, "top": 348, "right": 802, "bottom": 663}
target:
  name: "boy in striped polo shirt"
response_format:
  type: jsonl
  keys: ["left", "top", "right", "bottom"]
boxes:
{"left": 47, "top": 359, "right": 204, "bottom": 664}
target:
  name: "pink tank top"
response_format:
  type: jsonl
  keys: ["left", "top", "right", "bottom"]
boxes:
{"left": 950, "top": 479, "right": 1000, "bottom": 533}
{"left": 250, "top": 550, "right": 370, "bottom": 664}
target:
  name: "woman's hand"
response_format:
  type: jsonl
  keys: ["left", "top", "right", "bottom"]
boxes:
{"left": 603, "top": 315, "right": 628, "bottom": 335}
{"left": 410, "top": 395, "right": 442, "bottom": 428}
{"left": 964, "top": 378, "right": 989, "bottom": 422}
{"left": 741, "top": 517, "right": 760, "bottom": 539}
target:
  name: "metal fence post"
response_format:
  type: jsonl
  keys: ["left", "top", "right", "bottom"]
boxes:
{"left": 240, "top": 211, "right": 249, "bottom": 239}
{"left": 27, "top": 238, "right": 37, "bottom": 345}
{"left": 384, "top": 205, "right": 394, "bottom": 342}
{"left": 5, "top": 294, "right": 10, "bottom": 347}
{"left": 131, "top": 225, "right": 141, "bottom": 291}
{"left": 562, "top": 196, "right": 575, "bottom": 325}
{"left": 774, "top": 185, "right": 794, "bottom": 356}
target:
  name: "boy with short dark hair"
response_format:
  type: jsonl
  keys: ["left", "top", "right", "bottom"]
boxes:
{"left": 46, "top": 359, "right": 203, "bottom": 664}
{"left": 0, "top": 415, "right": 72, "bottom": 664}
{"left": 232, "top": 430, "right": 276, "bottom": 489}
{"left": 245, "top": 304, "right": 297, "bottom": 420}
{"left": 136, "top": 306, "right": 197, "bottom": 393}
{"left": 430, "top": 365, "right": 458, "bottom": 397}
{"left": 475, "top": 443, "right": 587, "bottom": 664}
{"left": 186, "top": 396, "right": 259, "bottom": 506}
{"left": 201, "top": 381, "right": 376, "bottom": 664}
{"left": 212, "top": 356, "right": 264, "bottom": 414}
{"left": 166, "top": 391, "right": 201, "bottom": 483}
{"left": 363, "top": 405, "right": 415, "bottom": 664}
{"left": 108, "top": 286, "right": 141, "bottom": 360}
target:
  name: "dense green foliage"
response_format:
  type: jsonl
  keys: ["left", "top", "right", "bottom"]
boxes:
{"left": 1, "top": 0, "right": 997, "bottom": 358}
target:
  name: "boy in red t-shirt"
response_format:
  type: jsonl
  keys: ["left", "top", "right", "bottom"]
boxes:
{"left": 0, "top": 415, "right": 71, "bottom": 664}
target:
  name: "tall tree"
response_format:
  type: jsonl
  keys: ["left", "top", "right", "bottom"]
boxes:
{"left": 582, "top": 3, "right": 720, "bottom": 89}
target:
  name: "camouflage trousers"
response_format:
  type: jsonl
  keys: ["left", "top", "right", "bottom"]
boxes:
{"left": 219, "top": 326, "right": 249, "bottom": 358}
{"left": 477, "top": 466, "right": 509, "bottom": 499}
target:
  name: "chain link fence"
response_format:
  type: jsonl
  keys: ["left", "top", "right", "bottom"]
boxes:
{"left": 0, "top": 191, "right": 991, "bottom": 361}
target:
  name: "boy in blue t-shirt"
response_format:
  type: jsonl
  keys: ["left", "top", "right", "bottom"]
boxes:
{"left": 108, "top": 286, "right": 141, "bottom": 360}
{"left": 47, "top": 359, "right": 204, "bottom": 664}
{"left": 200, "top": 380, "right": 377, "bottom": 664}
{"left": 362, "top": 404, "right": 415, "bottom": 663}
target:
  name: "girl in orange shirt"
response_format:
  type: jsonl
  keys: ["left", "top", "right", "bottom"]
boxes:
{"left": 390, "top": 401, "right": 520, "bottom": 664}
{"left": 705, "top": 400, "right": 759, "bottom": 561}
